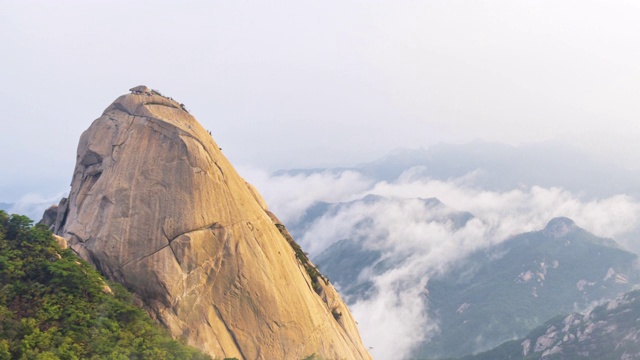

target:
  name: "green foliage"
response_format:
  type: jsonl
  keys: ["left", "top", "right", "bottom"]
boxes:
{"left": 0, "top": 210, "right": 211, "bottom": 360}
{"left": 275, "top": 223, "right": 328, "bottom": 295}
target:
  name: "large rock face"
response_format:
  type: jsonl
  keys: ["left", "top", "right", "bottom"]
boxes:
{"left": 50, "top": 87, "right": 371, "bottom": 359}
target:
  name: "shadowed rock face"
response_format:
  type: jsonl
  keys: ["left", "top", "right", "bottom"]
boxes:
{"left": 51, "top": 87, "right": 370, "bottom": 360}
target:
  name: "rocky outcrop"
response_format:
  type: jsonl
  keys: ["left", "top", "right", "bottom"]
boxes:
{"left": 49, "top": 86, "right": 370, "bottom": 359}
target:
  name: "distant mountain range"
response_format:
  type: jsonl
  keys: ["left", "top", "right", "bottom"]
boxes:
{"left": 277, "top": 141, "right": 640, "bottom": 199}
{"left": 416, "top": 217, "right": 639, "bottom": 358}
{"left": 312, "top": 211, "right": 640, "bottom": 359}
{"left": 463, "top": 289, "right": 640, "bottom": 360}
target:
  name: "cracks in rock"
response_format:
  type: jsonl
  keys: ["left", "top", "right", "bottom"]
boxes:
{"left": 107, "top": 99, "right": 223, "bottom": 183}
{"left": 170, "top": 124, "right": 223, "bottom": 180}
{"left": 203, "top": 312, "right": 214, "bottom": 329}
{"left": 141, "top": 116, "right": 216, "bottom": 174}
{"left": 156, "top": 273, "right": 172, "bottom": 307}
{"left": 167, "top": 222, "right": 220, "bottom": 243}
{"left": 116, "top": 222, "right": 224, "bottom": 271}
{"left": 109, "top": 114, "right": 136, "bottom": 162}
{"left": 213, "top": 160, "right": 225, "bottom": 179}
{"left": 76, "top": 148, "right": 105, "bottom": 214}
{"left": 112, "top": 101, "right": 134, "bottom": 116}
{"left": 109, "top": 96, "right": 183, "bottom": 117}
{"left": 116, "top": 112, "right": 224, "bottom": 181}
{"left": 160, "top": 223, "right": 171, "bottom": 248}
{"left": 143, "top": 101, "right": 182, "bottom": 111}
{"left": 214, "top": 305, "right": 247, "bottom": 360}
{"left": 55, "top": 198, "right": 70, "bottom": 235}
{"left": 168, "top": 241, "right": 180, "bottom": 267}
{"left": 119, "top": 242, "right": 173, "bottom": 271}
{"left": 182, "top": 138, "right": 211, "bottom": 176}
{"left": 190, "top": 229, "right": 230, "bottom": 311}
{"left": 66, "top": 231, "right": 83, "bottom": 243}
{"left": 174, "top": 220, "right": 234, "bottom": 315}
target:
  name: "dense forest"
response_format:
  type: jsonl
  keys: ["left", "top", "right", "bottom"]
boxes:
{"left": 0, "top": 210, "right": 212, "bottom": 360}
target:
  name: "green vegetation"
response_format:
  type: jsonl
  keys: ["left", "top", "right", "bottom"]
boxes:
{"left": 0, "top": 210, "right": 211, "bottom": 360}
{"left": 275, "top": 223, "right": 328, "bottom": 295}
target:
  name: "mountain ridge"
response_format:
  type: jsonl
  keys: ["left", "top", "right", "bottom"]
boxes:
{"left": 462, "top": 289, "right": 640, "bottom": 360}
{"left": 418, "top": 217, "right": 640, "bottom": 358}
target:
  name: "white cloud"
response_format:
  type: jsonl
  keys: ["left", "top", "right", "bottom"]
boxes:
{"left": 248, "top": 167, "right": 640, "bottom": 358}
{"left": 238, "top": 166, "right": 373, "bottom": 224}
{"left": 350, "top": 270, "right": 433, "bottom": 360}
{"left": 8, "top": 192, "right": 66, "bottom": 222}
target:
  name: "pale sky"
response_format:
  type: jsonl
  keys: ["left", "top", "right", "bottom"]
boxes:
{"left": 2, "top": 0, "right": 640, "bottom": 202}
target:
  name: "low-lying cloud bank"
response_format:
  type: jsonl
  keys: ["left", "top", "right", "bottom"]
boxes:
{"left": 7, "top": 192, "right": 66, "bottom": 222}
{"left": 238, "top": 166, "right": 373, "bottom": 224}
{"left": 240, "top": 166, "right": 640, "bottom": 359}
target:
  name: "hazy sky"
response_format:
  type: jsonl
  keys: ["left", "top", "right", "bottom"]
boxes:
{"left": 2, "top": 0, "right": 640, "bottom": 202}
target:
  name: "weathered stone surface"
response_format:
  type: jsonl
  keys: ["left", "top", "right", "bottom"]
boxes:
{"left": 39, "top": 204, "right": 59, "bottom": 230}
{"left": 51, "top": 88, "right": 370, "bottom": 360}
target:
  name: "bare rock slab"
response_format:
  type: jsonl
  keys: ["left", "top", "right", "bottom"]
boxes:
{"left": 51, "top": 87, "right": 371, "bottom": 360}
